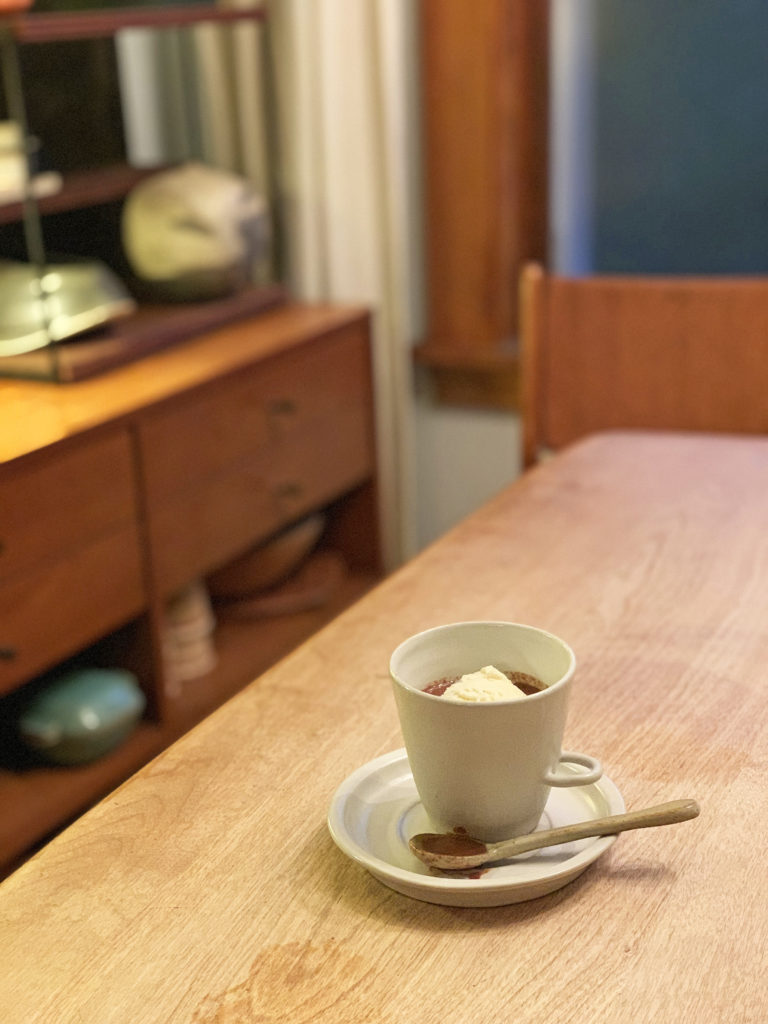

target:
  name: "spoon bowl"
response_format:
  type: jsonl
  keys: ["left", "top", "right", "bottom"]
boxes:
{"left": 409, "top": 798, "right": 700, "bottom": 871}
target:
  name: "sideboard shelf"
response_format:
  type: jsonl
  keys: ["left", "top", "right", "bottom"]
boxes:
{"left": 11, "top": 4, "right": 266, "bottom": 44}
{"left": 0, "top": 164, "right": 166, "bottom": 226}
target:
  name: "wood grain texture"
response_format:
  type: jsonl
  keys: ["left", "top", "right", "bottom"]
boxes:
{"left": 1, "top": 432, "right": 767, "bottom": 1023}
{"left": 521, "top": 263, "right": 768, "bottom": 465}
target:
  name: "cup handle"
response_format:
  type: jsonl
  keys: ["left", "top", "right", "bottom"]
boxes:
{"left": 543, "top": 751, "right": 602, "bottom": 787}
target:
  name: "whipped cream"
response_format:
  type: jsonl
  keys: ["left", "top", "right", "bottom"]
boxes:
{"left": 441, "top": 665, "right": 527, "bottom": 702}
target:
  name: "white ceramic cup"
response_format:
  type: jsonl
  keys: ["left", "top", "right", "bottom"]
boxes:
{"left": 389, "top": 621, "right": 602, "bottom": 842}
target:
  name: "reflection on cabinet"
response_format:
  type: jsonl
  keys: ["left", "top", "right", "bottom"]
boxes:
{"left": 0, "top": 303, "right": 381, "bottom": 876}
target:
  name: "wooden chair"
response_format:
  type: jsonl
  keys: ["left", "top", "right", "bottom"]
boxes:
{"left": 519, "top": 262, "right": 768, "bottom": 467}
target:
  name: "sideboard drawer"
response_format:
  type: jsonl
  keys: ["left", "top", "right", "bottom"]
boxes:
{"left": 148, "top": 412, "right": 373, "bottom": 594}
{"left": 147, "top": 465, "right": 283, "bottom": 594}
{"left": 0, "top": 524, "right": 145, "bottom": 696}
{"left": 0, "top": 431, "right": 137, "bottom": 583}
{"left": 141, "top": 321, "right": 375, "bottom": 592}
{"left": 139, "top": 322, "right": 373, "bottom": 506}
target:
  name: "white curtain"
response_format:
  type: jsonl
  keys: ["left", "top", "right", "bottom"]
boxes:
{"left": 269, "top": 0, "right": 421, "bottom": 570}
{"left": 118, "top": 0, "right": 422, "bottom": 570}
{"left": 117, "top": 8, "right": 270, "bottom": 193}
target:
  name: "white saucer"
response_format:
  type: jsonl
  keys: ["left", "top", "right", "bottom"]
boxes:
{"left": 327, "top": 749, "right": 624, "bottom": 907}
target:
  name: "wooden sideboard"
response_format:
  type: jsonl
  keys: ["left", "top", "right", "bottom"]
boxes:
{"left": 0, "top": 303, "right": 381, "bottom": 876}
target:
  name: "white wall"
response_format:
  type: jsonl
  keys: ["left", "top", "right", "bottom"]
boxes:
{"left": 412, "top": 371, "right": 523, "bottom": 551}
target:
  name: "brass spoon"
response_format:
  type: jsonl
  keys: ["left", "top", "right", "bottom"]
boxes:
{"left": 409, "top": 798, "right": 700, "bottom": 871}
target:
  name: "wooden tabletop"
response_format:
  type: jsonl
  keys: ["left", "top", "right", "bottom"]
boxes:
{"left": 2, "top": 431, "right": 767, "bottom": 1023}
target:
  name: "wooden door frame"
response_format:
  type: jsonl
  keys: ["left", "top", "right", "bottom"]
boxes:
{"left": 414, "top": 0, "right": 549, "bottom": 409}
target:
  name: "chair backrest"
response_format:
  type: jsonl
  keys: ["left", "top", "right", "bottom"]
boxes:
{"left": 519, "top": 262, "right": 768, "bottom": 467}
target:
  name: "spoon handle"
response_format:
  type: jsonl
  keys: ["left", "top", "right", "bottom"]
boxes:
{"left": 493, "top": 799, "right": 700, "bottom": 858}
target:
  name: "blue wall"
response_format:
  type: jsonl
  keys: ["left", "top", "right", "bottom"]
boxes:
{"left": 594, "top": 0, "right": 768, "bottom": 272}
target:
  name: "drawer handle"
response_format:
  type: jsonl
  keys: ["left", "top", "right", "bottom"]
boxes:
{"left": 0, "top": 646, "right": 17, "bottom": 661}
{"left": 267, "top": 398, "right": 298, "bottom": 418}
{"left": 275, "top": 482, "right": 304, "bottom": 505}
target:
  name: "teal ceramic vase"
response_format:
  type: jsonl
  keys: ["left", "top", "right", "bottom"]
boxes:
{"left": 18, "top": 668, "right": 146, "bottom": 765}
